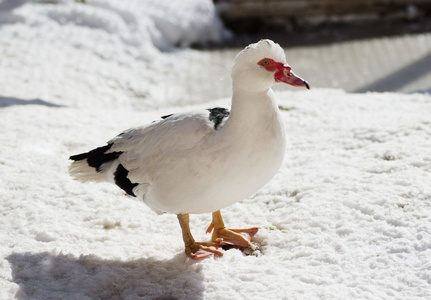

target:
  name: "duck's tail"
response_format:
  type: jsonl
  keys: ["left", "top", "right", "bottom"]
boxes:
{"left": 69, "top": 144, "right": 121, "bottom": 183}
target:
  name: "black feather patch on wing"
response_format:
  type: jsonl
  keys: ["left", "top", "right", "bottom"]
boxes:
{"left": 161, "top": 114, "right": 173, "bottom": 119}
{"left": 208, "top": 107, "right": 230, "bottom": 130}
{"left": 152, "top": 113, "right": 173, "bottom": 123}
{"left": 114, "top": 164, "right": 138, "bottom": 196}
{"left": 69, "top": 144, "right": 122, "bottom": 172}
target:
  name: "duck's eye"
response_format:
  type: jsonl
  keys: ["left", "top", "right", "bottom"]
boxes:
{"left": 261, "top": 59, "right": 270, "bottom": 66}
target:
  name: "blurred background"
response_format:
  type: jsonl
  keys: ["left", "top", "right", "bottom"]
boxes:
{"left": 202, "top": 0, "right": 431, "bottom": 96}
{"left": 165, "top": 0, "right": 431, "bottom": 103}
{"left": 1, "top": 0, "right": 431, "bottom": 107}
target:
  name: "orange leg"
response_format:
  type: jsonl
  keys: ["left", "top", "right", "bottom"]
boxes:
{"left": 177, "top": 213, "right": 223, "bottom": 261}
{"left": 206, "top": 210, "right": 259, "bottom": 248}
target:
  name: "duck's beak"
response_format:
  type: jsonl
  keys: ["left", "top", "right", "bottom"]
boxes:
{"left": 275, "top": 65, "right": 310, "bottom": 89}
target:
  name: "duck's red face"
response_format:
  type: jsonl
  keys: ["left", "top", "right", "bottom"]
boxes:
{"left": 258, "top": 58, "right": 310, "bottom": 89}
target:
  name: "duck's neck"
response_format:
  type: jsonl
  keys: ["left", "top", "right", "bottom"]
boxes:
{"left": 224, "top": 87, "right": 280, "bottom": 135}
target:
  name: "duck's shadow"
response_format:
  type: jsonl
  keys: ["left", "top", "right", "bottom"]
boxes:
{"left": 7, "top": 251, "right": 204, "bottom": 300}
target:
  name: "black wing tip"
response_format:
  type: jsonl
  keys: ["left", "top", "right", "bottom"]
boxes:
{"left": 70, "top": 144, "right": 114, "bottom": 161}
{"left": 69, "top": 153, "right": 85, "bottom": 161}
{"left": 69, "top": 143, "right": 122, "bottom": 172}
{"left": 114, "top": 164, "right": 138, "bottom": 197}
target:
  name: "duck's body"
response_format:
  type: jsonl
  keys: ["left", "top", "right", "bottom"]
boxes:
{"left": 69, "top": 39, "right": 309, "bottom": 260}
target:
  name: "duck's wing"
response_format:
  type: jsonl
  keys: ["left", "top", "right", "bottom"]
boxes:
{"left": 108, "top": 108, "right": 229, "bottom": 184}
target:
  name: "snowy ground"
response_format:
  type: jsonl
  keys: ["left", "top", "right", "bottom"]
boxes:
{"left": 1, "top": 1, "right": 431, "bottom": 299}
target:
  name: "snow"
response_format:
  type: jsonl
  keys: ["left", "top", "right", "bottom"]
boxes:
{"left": 1, "top": 1, "right": 431, "bottom": 299}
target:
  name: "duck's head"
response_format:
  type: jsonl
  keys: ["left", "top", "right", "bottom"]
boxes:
{"left": 232, "top": 39, "right": 309, "bottom": 93}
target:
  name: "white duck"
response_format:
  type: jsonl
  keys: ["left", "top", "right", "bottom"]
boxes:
{"left": 69, "top": 39, "right": 309, "bottom": 260}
